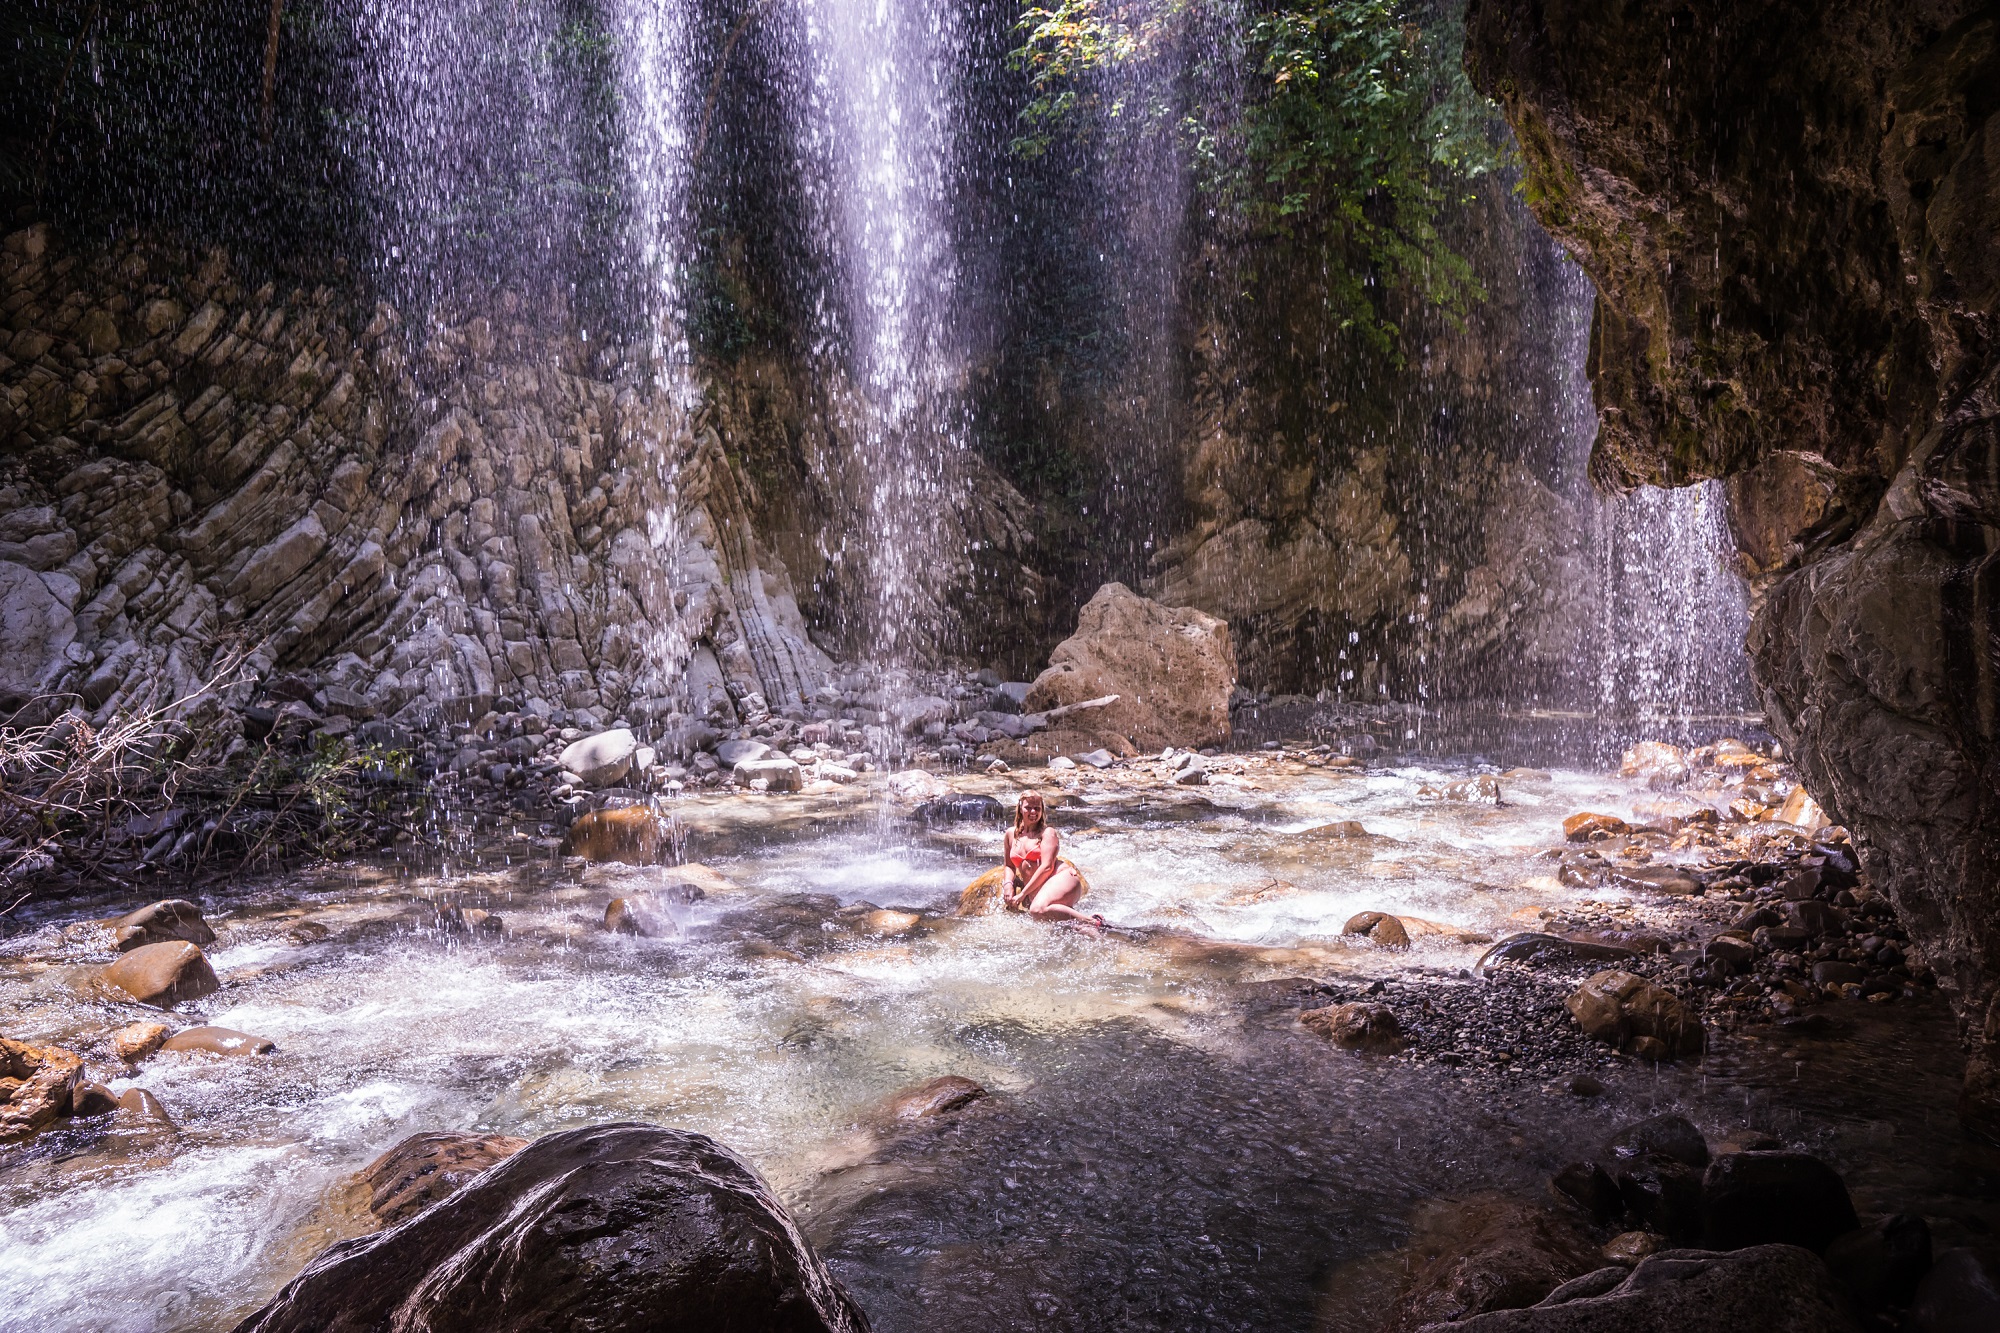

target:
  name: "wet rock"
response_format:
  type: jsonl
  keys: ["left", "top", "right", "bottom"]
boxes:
{"left": 1824, "top": 1213, "right": 1932, "bottom": 1310}
{"left": 0, "top": 1038, "right": 84, "bottom": 1141}
{"left": 1602, "top": 1232, "right": 1664, "bottom": 1265}
{"left": 69, "top": 1082, "right": 120, "bottom": 1117}
{"left": 1345, "top": 911, "right": 1412, "bottom": 950}
{"left": 890, "top": 1075, "right": 986, "bottom": 1120}
{"left": 1172, "top": 760, "right": 1209, "bottom": 785}
{"left": 161, "top": 1027, "right": 276, "bottom": 1056}
{"left": 910, "top": 794, "right": 1005, "bottom": 826}
{"left": 361, "top": 1129, "right": 531, "bottom": 1226}
{"left": 1776, "top": 788, "right": 1827, "bottom": 829}
{"left": 561, "top": 806, "right": 673, "bottom": 864}
{"left": 1607, "top": 1114, "right": 1709, "bottom": 1170}
{"left": 1614, "top": 1156, "right": 1705, "bottom": 1243}
{"left": 115, "top": 1087, "right": 174, "bottom": 1127}
{"left": 957, "top": 868, "right": 1010, "bottom": 916}
{"left": 1021, "top": 582, "right": 1236, "bottom": 751}
{"left": 1564, "top": 970, "right": 1703, "bottom": 1059}
{"left": 604, "top": 882, "right": 705, "bottom": 938}
{"left": 1551, "top": 1161, "right": 1622, "bottom": 1225}
{"left": 1300, "top": 1002, "right": 1406, "bottom": 1052}
{"left": 1909, "top": 1247, "right": 2000, "bottom": 1333}
{"left": 1392, "top": 1196, "right": 1602, "bottom": 1331}
{"left": 98, "top": 941, "right": 220, "bottom": 1007}
{"left": 1425, "top": 774, "right": 1501, "bottom": 803}
{"left": 1477, "top": 933, "right": 1637, "bottom": 972}
{"left": 1609, "top": 866, "right": 1702, "bottom": 897}
{"left": 1567, "top": 1075, "right": 1605, "bottom": 1097}
{"left": 1700, "top": 1152, "right": 1858, "bottom": 1254}
{"left": 1562, "top": 813, "right": 1629, "bottom": 841}
{"left": 1073, "top": 747, "right": 1116, "bottom": 769}
{"left": 1812, "top": 961, "right": 1866, "bottom": 988}
{"left": 111, "top": 899, "right": 217, "bottom": 951}
{"left": 735, "top": 756, "right": 803, "bottom": 792}
{"left": 112, "top": 1020, "right": 171, "bottom": 1062}
{"left": 715, "top": 739, "right": 771, "bottom": 766}
{"left": 557, "top": 728, "right": 638, "bottom": 787}
{"left": 232, "top": 1122, "right": 870, "bottom": 1333}
{"left": 1419, "top": 1244, "right": 1863, "bottom": 1331}
{"left": 1622, "top": 742, "right": 1690, "bottom": 788}
{"left": 1704, "top": 936, "right": 1756, "bottom": 967}
{"left": 860, "top": 909, "right": 921, "bottom": 936}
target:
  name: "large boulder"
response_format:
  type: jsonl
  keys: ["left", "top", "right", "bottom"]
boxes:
{"left": 1700, "top": 1151, "right": 1858, "bottom": 1254}
{"left": 1564, "top": 970, "right": 1704, "bottom": 1060}
{"left": 1415, "top": 1245, "right": 1862, "bottom": 1332}
{"left": 231, "top": 1122, "right": 870, "bottom": 1333}
{"left": 1022, "top": 582, "right": 1235, "bottom": 751}
{"left": 558, "top": 728, "right": 638, "bottom": 787}
{"left": 561, "top": 806, "right": 673, "bottom": 864}
{"left": 1392, "top": 1197, "right": 1602, "bottom": 1332}
{"left": 111, "top": 899, "right": 217, "bottom": 952}
{"left": 360, "top": 1130, "right": 530, "bottom": 1225}
{"left": 98, "top": 941, "right": 220, "bottom": 1007}
{"left": 0, "top": 1038, "right": 84, "bottom": 1141}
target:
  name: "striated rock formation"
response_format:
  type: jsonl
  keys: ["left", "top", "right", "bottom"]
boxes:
{"left": 1466, "top": 3, "right": 2000, "bottom": 1131}
{"left": 0, "top": 224, "right": 832, "bottom": 737}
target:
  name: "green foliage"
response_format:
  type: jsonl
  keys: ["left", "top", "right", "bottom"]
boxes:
{"left": 1012, "top": 0, "right": 1507, "bottom": 352}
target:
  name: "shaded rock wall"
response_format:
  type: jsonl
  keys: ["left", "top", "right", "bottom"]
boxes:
{"left": 0, "top": 223, "right": 843, "bottom": 736}
{"left": 1467, "top": 2, "right": 2000, "bottom": 1132}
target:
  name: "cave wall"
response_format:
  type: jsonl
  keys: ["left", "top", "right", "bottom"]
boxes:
{"left": 1466, "top": 1, "right": 2000, "bottom": 1133}
{"left": 0, "top": 223, "right": 852, "bottom": 738}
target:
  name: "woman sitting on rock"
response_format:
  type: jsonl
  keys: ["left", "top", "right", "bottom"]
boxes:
{"left": 1002, "top": 791, "right": 1104, "bottom": 931}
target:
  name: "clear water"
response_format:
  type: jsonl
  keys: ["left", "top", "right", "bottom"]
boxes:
{"left": 2, "top": 759, "right": 1987, "bottom": 1331}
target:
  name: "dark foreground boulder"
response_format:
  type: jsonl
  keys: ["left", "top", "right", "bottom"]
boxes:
{"left": 1415, "top": 1244, "right": 1861, "bottom": 1332}
{"left": 232, "top": 1122, "right": 869, "bottom": 1333}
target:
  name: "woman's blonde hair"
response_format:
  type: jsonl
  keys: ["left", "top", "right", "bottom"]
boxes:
{"left": 1013, "top": 790, "right": 1046, "bottom": 838}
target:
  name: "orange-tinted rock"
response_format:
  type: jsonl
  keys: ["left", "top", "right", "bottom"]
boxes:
{"left": 99, "top": 941, "right": 219, "bottom": 1007}
{"left": 1344, "top": 911, "right": 1412, "bottom": 949}
{"left": 115, "top": 1087, "right": 176, "bottom": 1127}
{"left": 1564, "top": 812, "right": 1630, "bottom": 841}
{"left": 0, "top": 1038, "right": 84, "bottom": 1140}
{"left": 112, "top": 1020, "right": 171, "bottom": 1062}
{"left": 561, "top": 806, "right": 672, "bottom": 864}
{"left": 161, "top": 1026, "right": 275, "bottom": 1056}
{"left": 955, "top": 864, "right": 1089, "bottom": 916}
{"left": 862, "top": 909, "right": 922, "bottom": 935}
{"left": 1565, "top": 970, "right": 1705, "bottom": 1059}
{"left": 361, "top": 1129, "right": 532, "bottom": 1225}
{"left": 111, "top": 898, "right": 216, "bottom": 952}
{"left": 1301, "top": 1002, "right": 1405, "bottom": 1052}
{"left": 890, "top": 1075, "right": 986, "bottom": 1120}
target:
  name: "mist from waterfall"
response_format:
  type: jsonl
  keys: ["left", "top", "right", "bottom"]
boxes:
{"left": 790, "top": 0, "right": 973, "bottom": 666}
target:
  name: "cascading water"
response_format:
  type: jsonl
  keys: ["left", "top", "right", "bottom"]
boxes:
{"left": 790, "top": 0, "right": 971, "bottom": 665}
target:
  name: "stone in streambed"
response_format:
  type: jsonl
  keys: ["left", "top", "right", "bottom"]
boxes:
{"left": 605, "top": 881, "right": 706, "bottom": 938}
{"left": 233, "top": 1122, "right": 869, "bottom": 1333}
{"left": 910, "top": 794, "right": 1005, "bottom": 826}
{"left": 1600, "top": 1231, "right": 1663, "bottom": 1265}
{"left": 1607, "top": 1114, "right": 1709, "bottom": 1170}
{"left": 0, "top": 1038, "right": 84, "bottom": 1141}
{"left": 98, "top": 941, "right": 220, "bottom": 1007}
{"left": 1562, "top": 812, "right": 1629, "bottom": 841}
{"left": 1909, "top": 1247, "right": 2000, "bottom": 1333}
{"left": 861, "top": 909, "right": 921, "bottom": 936}
{"left": 714, "top": 739, "right": 770, "bottom": 766}
{"left": 1478, "top": 934, "right": 1638, "bottom": 972}
{"left": 557, "top": 728, "right": 638, "bottom": 787}
{"left": 890, "top": 1075, "right": 985, "bottom": 1120}
{"left": 1823, "top": 1213, "right": 1931, "bottom": 1310}
{"left": 561, "top": 805, "right": 673, "bottom": 864}
{"left": 1551, "top": 1161, "right": 1622, "bottom": 1225}
{"left": 1564, "top": 970, "right": 1703, "bottom": 1060}
{"left": 1613, "top": 1155, "right": 1704, "bottom": 1243}
{"left": 735, "top": 755, "right": 803, "bottom": 791}
{"left": 161, "top": 1026, "right": 275, "bottom": 1056}
{"left": 1344, "top": 911, "right": 1412, "bottom": 949}
{"left": 111, "top": 899, "right": 216, "bottom": 951}
{"left": 361, "top": 1129, "right": 531, "bottom": 1225}
{"left": 1700, "top": 1151, "right": 1858, "bottom": 1254}
{"left": 69, "top": 1081, "right": 120, "bottom": 1117}
{"left": 1391, "top": 1195, "right": 1602, "bottom": 1331}
{"left": 112, "top": 1020, "right": 171, "bottom": 1062}
{"left": 955, "top": 865, "right": 1089, "bottom": 916}
{"left": 1022, "top": 582, "right": 1236, "bottom": 751}
{"left": 1420, "top": 1244, "right": 1864, "bottom": 1332}
{"left": 116, "top": 1087, "right": 175, "bottom": 1127}
{"left": 1300, "top": 1002, "right": 1405, "bottom": 1052}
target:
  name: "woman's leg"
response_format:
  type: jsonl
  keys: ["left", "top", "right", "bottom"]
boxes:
{"left": 1027, "top": 865, "right": 1100, "bottom": 928}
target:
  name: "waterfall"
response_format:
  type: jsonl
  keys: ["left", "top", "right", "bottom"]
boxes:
{"left": 791, "top": 0, "right": 971, "bottom": 665}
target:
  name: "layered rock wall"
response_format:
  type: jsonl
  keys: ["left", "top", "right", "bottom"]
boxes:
{"left": 1467, "top": 2, "right": 2000, "bottom": 1131}
{"left": 0, "top": 224, "right": 840, "bottom": 738}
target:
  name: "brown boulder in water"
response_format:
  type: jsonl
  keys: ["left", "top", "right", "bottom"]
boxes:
{"left": 361, "top": 1129, "right": 531, "bottom": 1225}
{"left": 161, "top": 1027, "right": 276, "bottom": 1056}
{"left": 1345, "top": 911, "right": 1412, "bottom": 949}
{"left": 112, "top": 899, "right": 217, "bottom": 951}
{"left": 1022, "top": 582, "right": 1236, "bottom": 750}
{"left": 1565, "top": 970, "right": 1705, "bottom": 1059}
{"left": 890, "top": 1075, "right": 986, "bottom": 1120}
{"left": 1300, "top": 1002, "right": 1406, "bottom": 1052}
{"left": 232, "top": 1122, "right": 870, "bottom": 1333}
{"left": 0, "top": 1038, "right": 84, "bottom": 1141}
{"left": 112, "top": 1020, "right": 171, "bottom": 1062}
{"left": 956, "top": 864, "right": 1090, "bottom": 916}
{"left": 99, "top": 941, "right": 220, "bottom": 1007}
{"left": 1563, "top": 812, "right": 1630, "bottom": 841}
{"left": 561, "top": 805, "right": 674, "bottom": 864}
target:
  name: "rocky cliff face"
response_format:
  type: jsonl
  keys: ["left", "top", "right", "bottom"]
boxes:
{"left": 0, "top": 223, "right": 844, "bottom": 739}
{"left": 1467, "top": 1, "right": 2000, "bottom": 1133}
